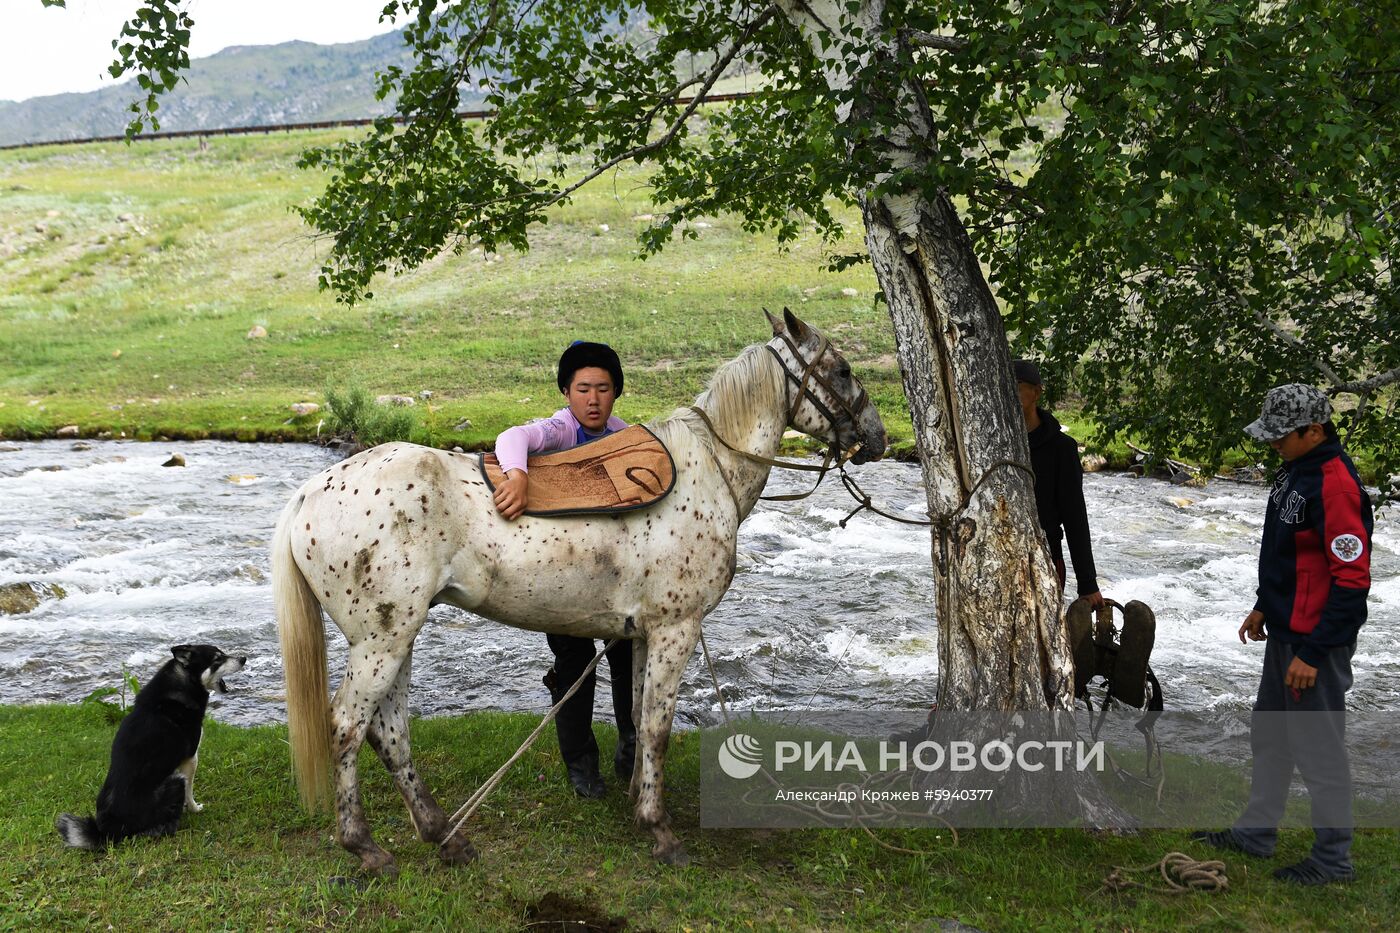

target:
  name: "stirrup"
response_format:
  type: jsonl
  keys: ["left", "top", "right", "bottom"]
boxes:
{"left": 1066, "top": 598, "right": 1096, "bottom": 698}
{"left": 1112, "top": 600, "right": 1156, "bottom": 708}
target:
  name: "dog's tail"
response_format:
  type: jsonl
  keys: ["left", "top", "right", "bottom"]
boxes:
{"left": 55, "top": 813, "right": 104, "bottom": 850}
{"left": 273, "top": 490, "right": 333, "bottom": 812}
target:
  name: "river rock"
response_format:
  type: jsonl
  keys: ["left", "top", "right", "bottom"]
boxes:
{"left": 1081, "top": 453, "right": 1107, "bottom": 473}
{"left": 0, "top": 444, "right": 21, "bottom": 452}
{"left": 376, "top": 394, "right": 415, "bottom": 407}
{"left": 71, "top": 442, "right": 93, "bottom": 451}
{"left": 0, "top": 582, "right": 67, "bottom": 616}
{"left": 289, "top": 402, "right": 320, "bottom": 417}
{"left": 840, "top": 287, "right": 859, "bottom": 297}
{"left": 56, "top": 424, "right": 80, "bottom": 437}
{"left": 246, "top": 325, "right": 268, "bottom": 340}
{"left": 453, "top": 419, "right": 472, "bottom": 432}
{"left": 162, "top": 453, "right": 186, "bottom": 467}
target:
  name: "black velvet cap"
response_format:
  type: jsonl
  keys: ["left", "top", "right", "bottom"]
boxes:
{"left": 558, "top": 341, "right": 624, "bottom": 395}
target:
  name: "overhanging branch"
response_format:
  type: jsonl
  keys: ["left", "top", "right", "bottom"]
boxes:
{"left": 526, "top": 5, "right": 778, "bottom": 210}
{"left": 1251, "top": 308, "right": 1344, "bottom": 387}
{"left": 1329, "top": 367, "right": 1400, "bottom": 396}
{"left": 906, "top": 29, "right": 968, "bottom": 52}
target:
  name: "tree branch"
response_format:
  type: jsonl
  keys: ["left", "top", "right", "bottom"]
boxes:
{"left": 1250, "top": 308, "right": 1344, "bottom": 387}
{"left": 532, "top": 5, "right": 777, "bottom": 211}
{"left": 1329, "top": 367, "right": 1400, "bottom": 397}
{"left": 906, "top": 29, "right": 968, "bottom": 52}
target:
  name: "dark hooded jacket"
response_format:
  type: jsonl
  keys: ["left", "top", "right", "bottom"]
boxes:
{"left": 1027, "top": 409, "right": 1098, "bottom": 596}
{"left": 1253, "top": 438, "right": 1372, "bottom": 667}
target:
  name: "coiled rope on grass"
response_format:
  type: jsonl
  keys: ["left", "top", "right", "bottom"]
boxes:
{"left": 1096, "top": 851, "right": 1230, "bottom": 895}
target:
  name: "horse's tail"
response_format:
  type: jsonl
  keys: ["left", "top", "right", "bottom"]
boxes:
{"left": 273, "top": 491, "right": 333, "bottom": 812}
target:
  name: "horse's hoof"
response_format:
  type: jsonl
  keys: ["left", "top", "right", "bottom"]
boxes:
{"left": 359, "top": 853, "right": 399, "bottom": 879}
{"left": 653, "top": 843, "right": 690, "bottom": 867}
{"left": 439, "top": 835, "right": 479, "bottom": 867}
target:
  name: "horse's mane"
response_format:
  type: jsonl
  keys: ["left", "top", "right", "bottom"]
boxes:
{"left": 649, "top": 343, "right": 784, "bottom": 455}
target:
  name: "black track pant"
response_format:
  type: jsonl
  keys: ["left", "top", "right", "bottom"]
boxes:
{"left": 546, "top": 634, "right": 635, "bottom": 767}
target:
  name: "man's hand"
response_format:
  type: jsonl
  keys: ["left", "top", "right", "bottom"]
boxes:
{"left": 1284, "top": 656, "right": 1319, "bottom": 692}
{"left": 493, "top": 470, "right": 528, "bottom": 520}
{"left": 1085, "top": 590, "right": 1105, "bottom": 610}
{"left": 1238, "top": 610, "right": 1265, "bottom": 644}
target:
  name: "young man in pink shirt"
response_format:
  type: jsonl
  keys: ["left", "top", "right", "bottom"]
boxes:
{"left": 493, "top": 341, "right": 635, "bottom": 798}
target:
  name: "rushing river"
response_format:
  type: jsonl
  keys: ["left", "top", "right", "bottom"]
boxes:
{"left": 1, "top": 440, "right": 1396, "bottom": 726}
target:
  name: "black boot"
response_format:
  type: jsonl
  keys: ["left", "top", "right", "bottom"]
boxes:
{"left": 614, "top": 726, "right": 636, "bottom": 781}
{"left": 545, "top": 636, "right": 607, "bottom": 799}
{"left": 565, "top": 751, "right": 606, "bottom": 799}
{"left": 607, "top": 640, "right": 636, "bottom": 780}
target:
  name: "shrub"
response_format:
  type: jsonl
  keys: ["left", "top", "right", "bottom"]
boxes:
{"left": 324, "top": 383, "right": 418, "bottom": 447}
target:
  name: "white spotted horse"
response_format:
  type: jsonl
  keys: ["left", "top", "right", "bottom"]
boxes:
{"left": 272, "top": 309, "right": 887, "bottom": 875}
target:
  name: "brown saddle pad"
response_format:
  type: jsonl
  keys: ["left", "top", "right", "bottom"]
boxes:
{"left": 479, "top": 425, "right": 676, "bottom": 516}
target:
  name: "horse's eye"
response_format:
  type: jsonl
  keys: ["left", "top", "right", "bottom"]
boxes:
{"left": 838, "top": 365, "right": 851, "bottom": 379}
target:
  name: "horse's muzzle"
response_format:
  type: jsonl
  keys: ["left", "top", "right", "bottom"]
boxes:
{"left": 847, "top": 433, "right": 886, "bottom": 465}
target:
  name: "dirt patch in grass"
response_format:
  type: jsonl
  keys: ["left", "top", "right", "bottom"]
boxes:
{"left": 521, "top": 891, "right": 649, "bottom": 932}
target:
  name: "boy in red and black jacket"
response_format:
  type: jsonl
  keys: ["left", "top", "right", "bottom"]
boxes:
{"left": 1195, "top": 384, "right": 1373, "bottom": 886}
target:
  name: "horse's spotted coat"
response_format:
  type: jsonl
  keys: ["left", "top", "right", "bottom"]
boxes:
{"left": 274, "top": 313, "right": 886, "bottom": 873}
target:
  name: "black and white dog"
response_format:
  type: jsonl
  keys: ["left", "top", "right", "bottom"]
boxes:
{"left": 56, "top": 644, "right": 246, "bottom": 850}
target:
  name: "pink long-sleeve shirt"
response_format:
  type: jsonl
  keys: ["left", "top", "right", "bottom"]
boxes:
{"left": 494, "top": 407, "right": 628, "bottom": 474}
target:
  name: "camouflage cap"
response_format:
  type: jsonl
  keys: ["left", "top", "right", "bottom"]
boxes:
{"left": 1244, "top": 384, "right": 1332, "bottom": 441}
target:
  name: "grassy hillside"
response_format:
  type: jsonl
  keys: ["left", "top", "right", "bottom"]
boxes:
{"left": 0, "top": 128, "right": 906, "bottom": 452}
{"left": 5, "top": 704, "right": 1397, "bottom": 931}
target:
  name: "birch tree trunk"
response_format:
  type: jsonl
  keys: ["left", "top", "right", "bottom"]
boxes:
{"left": 776, "top": 0, "right": 1072, "bottom": 713}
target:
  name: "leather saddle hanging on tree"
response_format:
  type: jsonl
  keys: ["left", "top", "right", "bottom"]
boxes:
{"left": 1067, "top": 597, "right": 1162, "bottom": 712}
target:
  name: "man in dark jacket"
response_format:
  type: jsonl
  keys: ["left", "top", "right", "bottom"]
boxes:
{"left": 1194, "top": 384, "right": 1373, "bottom": 885}
{"left": 1014, "top": 360, "right": 1103, "bottom": 608}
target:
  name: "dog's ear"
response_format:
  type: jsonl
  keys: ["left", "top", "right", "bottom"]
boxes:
{"left": 171, "top": 645, "right": 195, "bottom": 667}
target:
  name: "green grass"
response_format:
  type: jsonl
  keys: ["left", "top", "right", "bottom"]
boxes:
{"left": 0, "top": 130, "right": 906, "bottom": 455}
{"left": 3, "top": 704, "right": 1397, "bottom": 931}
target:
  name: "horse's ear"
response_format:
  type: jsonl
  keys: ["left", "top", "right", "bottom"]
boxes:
{"left": 764, "top": 307, "right": 783, "bottom": 336}
{"left": 782, "top": 307, "right": 810, "bottom": 341}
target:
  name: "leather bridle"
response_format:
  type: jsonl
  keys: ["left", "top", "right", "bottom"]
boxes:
{"left": 686, "top": 331, "right": 875, "bottom": 511}
{"left": 765, "top": 331, "right": 869, "bottom": 449}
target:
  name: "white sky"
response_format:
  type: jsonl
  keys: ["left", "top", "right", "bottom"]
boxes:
{"left": 2, "top": 0, "right": 403, "bottom": 103}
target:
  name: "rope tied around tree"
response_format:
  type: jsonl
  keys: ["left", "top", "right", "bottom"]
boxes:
{"left": 1096, "top": 852, "right": 1230, "bottom": 896}
{"left": 836, "top": 458, "right": 1036, "bottom": 585}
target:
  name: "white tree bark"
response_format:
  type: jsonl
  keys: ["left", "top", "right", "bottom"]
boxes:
{"left": 776, "top": 0, "right": 1073, "bottom": 713}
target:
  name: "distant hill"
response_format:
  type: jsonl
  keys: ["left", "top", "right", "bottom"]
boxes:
{"left": 0, "top": 28, "right": 482, "bottom": 147}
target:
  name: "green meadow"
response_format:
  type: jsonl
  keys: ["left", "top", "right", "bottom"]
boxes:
{"left": 0, "top": 129, "right": 906, "bottom": 453}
